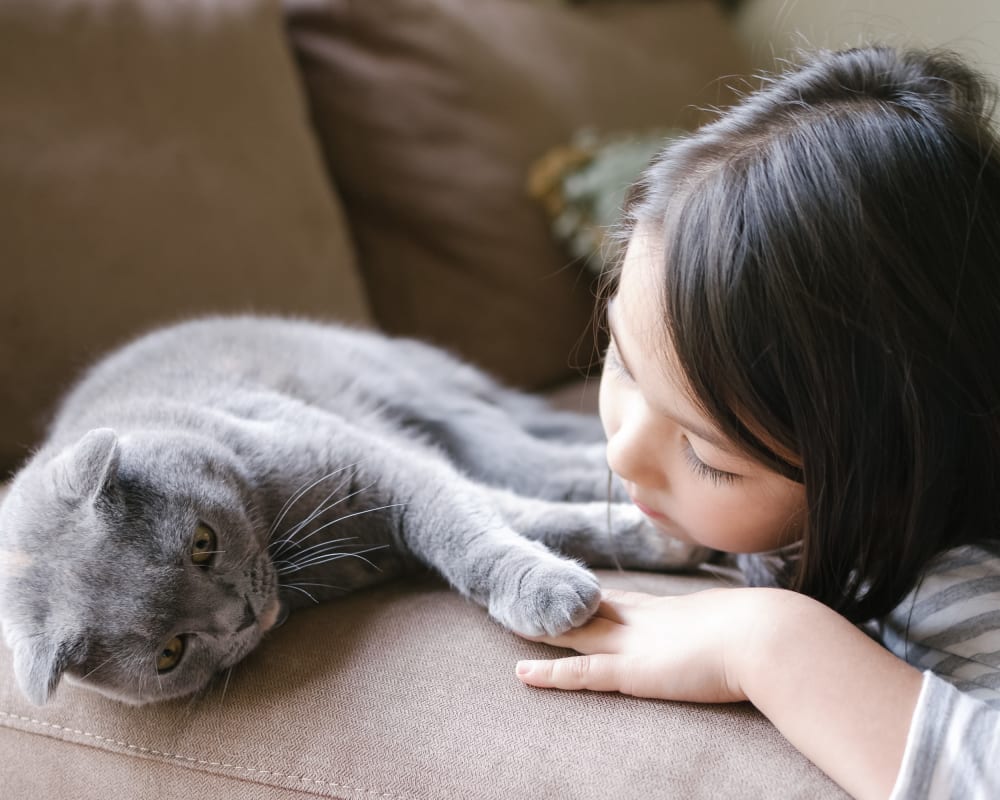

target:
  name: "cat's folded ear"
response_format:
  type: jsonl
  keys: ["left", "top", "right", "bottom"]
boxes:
{"left": 49, "top": 428, "right": 120, "bottom": 502}
{"left": 12, "top": 633, "right": 75, "bottom": 706}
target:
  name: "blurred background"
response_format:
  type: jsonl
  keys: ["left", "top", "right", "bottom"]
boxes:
{"left": 2, "top": 0, "right": 1000, "bottom": 477}
{"left": 735, "top": 0, "right": 1000, "bottom": 84}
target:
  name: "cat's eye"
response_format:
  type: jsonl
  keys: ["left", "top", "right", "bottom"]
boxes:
{"left": 156, "top": 635, "right": 185, "bottom": 673}
{"left": 191, "top": 523, "right": 217, "bottom": 567}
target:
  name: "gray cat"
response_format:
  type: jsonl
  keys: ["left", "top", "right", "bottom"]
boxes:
{"left": 0, "top": 316, "right": 705, "bottom": 706}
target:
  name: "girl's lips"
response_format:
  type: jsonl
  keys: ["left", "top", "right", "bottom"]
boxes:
{"left": 633, "top": 497, "right": 667, "bottom": 521}
{"left": 623, "top": 482, "right": 670, "bottom": 523}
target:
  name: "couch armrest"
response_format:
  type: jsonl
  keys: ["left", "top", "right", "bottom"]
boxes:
{"left": 0, "top": 508, "right": 845, "bottom": 800}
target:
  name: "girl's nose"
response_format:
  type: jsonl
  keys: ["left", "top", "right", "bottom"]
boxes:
{"left": 605, "top": 403, "right": 666, "bottom": 490}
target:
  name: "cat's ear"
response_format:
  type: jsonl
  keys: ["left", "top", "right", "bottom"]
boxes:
{"left": 51, "top": 428, "right": 120, "bottom": 501}
{"left": 12, "top": 634, "right": 73, "bottom": 705}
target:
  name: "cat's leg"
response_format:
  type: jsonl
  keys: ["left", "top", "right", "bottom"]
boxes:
{"left": 260, "top": 414, "right": 604, "bottom": 637}
{"left": 396, "top": 397, "right": 626, "bottom": 503}
{"left": 488, "top": 388, "right": 607, "bottom": 443}
{"left": 388, "top": 337, "right": 606, "bottom": 444}
{"left": 364, "top": 449, "right": 604, "bottom": 636}
{"left": 484, "top": 488, "right": 712, "bottom": 572}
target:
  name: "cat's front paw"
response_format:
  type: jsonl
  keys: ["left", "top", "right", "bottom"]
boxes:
{"left": 489, "top": 559, "right": 601, "bottom": 637}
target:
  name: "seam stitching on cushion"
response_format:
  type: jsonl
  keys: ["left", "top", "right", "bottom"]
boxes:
{"left": 0, "top": 710, "right": 417, "bottom": 799}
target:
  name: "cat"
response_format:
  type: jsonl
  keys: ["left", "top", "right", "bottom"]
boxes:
{"left": 0, "top": 316, "right": 706, "bottom": 706}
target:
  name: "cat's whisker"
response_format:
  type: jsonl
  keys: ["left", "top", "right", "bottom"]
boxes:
{"left": 267, "top": 463, "right": 360, "bottom": 540}
{"left": 270, "top": 479, "right": 379, "bottom": 557}
{"left": 276, "top": 545, "right": 370, "bottom": 575}
{"left": 220, "top": 666, "right": 234, "bottom": 706}
{"left": 281, "top": 583, "right": 320, "bottom": 604}
{"left": 278, "top": 545, "right": 389, "bottom": 575}
{"left": 272, "top": 474, "right": 363, "bottom": 552}
{"left": 279, "top": 503, "right": 406, "bottom": 557}
{"left": 268, "top": 478, "right": 363, "bottom": 557}
{"left": 282, "top": 580, "right": 345, "bottom": 592}
{"left": 79, "top": 654, "right": 116, "bottom": 682}
{"left": 266, "top": 463, "right": 361, "bottom": 543}
{"left": 274, "top": 536, "right": 360, "bottom": 562}
{"left": 271, "top": 540, "right": 369, "bottom": 567}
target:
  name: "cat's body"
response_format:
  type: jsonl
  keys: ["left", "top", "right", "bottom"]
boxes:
{"left": 0, "top": 316, "right": 704, "bottom": 705}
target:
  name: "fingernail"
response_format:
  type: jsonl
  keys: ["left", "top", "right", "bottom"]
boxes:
{"left": 516, "top": 660, "right": 536, "bottom": 677}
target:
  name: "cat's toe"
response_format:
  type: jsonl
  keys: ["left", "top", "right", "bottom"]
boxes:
{"left": 490, "top": 561, "right": 601, "bottom": 637}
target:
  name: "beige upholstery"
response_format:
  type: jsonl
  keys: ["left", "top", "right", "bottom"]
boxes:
{"left": 0, "top": 556, "right": 845, "bottom": 799}
{"left": 0, "top": 1, "right": 845, "bottom": 797}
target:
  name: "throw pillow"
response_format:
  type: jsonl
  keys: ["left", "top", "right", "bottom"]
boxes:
{"left": 0, "top": 0, "right": 371, "bottom": 473}
{"left": 285, "top": 0, "right": 751, "bottom": 389}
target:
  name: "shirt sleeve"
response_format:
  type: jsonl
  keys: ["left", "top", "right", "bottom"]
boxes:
{"left": 890, "top": 671, "right": 1000, "bottom": 799}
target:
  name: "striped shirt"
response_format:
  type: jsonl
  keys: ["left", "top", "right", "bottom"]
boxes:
{"left": 872, "top": 542, "right": 1000, "bottom": 799}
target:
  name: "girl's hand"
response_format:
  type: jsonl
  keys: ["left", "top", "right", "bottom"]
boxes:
{"left": 516, "top": 586, "right": 923, "bottom": 800}
{"left": 515, "top": 587, "right": 767, "bottom": 704}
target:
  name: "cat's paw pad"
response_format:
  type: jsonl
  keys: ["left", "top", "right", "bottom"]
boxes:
{"left": 490, "top": 560, "right": 600, "bottom": 637}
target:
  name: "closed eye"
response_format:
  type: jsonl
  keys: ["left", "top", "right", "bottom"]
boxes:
{"left": 682, "top": 439, "right": 740, "bottom": 486}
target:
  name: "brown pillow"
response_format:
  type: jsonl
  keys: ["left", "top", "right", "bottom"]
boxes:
{"left": 286, "top": 0, "right": 751, "bottom": 389}
{"left": 0, "top": 0, "right": 371, "bottom": 474}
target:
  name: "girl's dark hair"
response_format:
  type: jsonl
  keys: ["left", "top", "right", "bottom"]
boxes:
{"left": 624, "top": 46, "right": 1000, "bottom": 623}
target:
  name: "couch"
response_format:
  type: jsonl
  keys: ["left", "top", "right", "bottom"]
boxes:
{"left": 0, "top": 1, "right": 846, "bottom": 797}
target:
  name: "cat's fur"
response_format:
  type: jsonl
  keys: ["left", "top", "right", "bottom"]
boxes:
{"left": 0, "top": 316, "right": 705, "bottom": 706}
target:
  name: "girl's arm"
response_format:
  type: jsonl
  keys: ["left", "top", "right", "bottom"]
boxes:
{"left": 515, "top": 588, "right": 922, "bottom": 800}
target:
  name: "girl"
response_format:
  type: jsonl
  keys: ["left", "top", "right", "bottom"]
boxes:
{"left": 515, "top": 46, "right": 1000, "bottom": 800}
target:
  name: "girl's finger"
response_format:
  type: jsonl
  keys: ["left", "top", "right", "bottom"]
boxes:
{"left": 516, "top": 653, "right": 633, "bottom": 694}
{"left": 526, "top": 615, "right": 627, "bottom": 654}
{"left": 593, "top": 598, "right": 627, "bottom": 623}
{"left": 599, "top": 588, "right": 649, "bottom": 606}
{"left": 596, "top": 588, "right": 660, "bottom": 623}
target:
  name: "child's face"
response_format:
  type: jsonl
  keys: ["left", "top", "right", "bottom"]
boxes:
{"left": 598, "top": 231, "right": 806, "bottom": 554}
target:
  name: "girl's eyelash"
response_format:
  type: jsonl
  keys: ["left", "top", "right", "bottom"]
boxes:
{"left": 683, "top": 440, "right": 739, "bottom": 486}
{"left": 605, "top": 343, "right": 633, "bottom": 380}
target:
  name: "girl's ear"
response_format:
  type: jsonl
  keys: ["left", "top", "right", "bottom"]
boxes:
{"left": 12, "top": 633, "right": 73, "bottom": 706}
{"left": 49, "top": 428, "right": 120, "bottom": 502}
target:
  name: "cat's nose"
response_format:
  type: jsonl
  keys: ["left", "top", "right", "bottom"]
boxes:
{"left": 235, "top": 598, "right": 256, "bottom": 632}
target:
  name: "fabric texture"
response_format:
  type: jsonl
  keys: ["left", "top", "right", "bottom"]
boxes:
{"left": 890, "top": 673, "right": 1000, "bottom": 800}
{"left": 285, "top": 0, "right": 750, "bottom": 390}
{"left": 0, "top": 554, "right": 846, "bottom": 799}
{"left": 871, "top": 543, "right": 1000, "bottom": 797}
{"left": 876, "top": 542, "right": 1000, "bottom": 705}
{"left": 0, "top": 0, "right": 372, "bottom": 475}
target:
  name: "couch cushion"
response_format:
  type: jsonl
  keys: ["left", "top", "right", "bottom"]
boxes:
{"left": 0, "top": 564, "right": 846, "bottom": 799}
{"left": 0, "top": 0, "right": 371, "bottom": 474}
{"left": 285, "top": 0, "right": 751, "bottom": 390}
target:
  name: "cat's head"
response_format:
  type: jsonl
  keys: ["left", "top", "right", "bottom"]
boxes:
{"left": 0, "top": 428, "right": 284, "bottom": 705}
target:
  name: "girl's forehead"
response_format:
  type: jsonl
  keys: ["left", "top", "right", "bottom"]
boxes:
{"left": 613, "top": 233, "right": 694, "bottom": 400}
{"left": 615, "top": 229, "right": 670, "bottom": 353}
